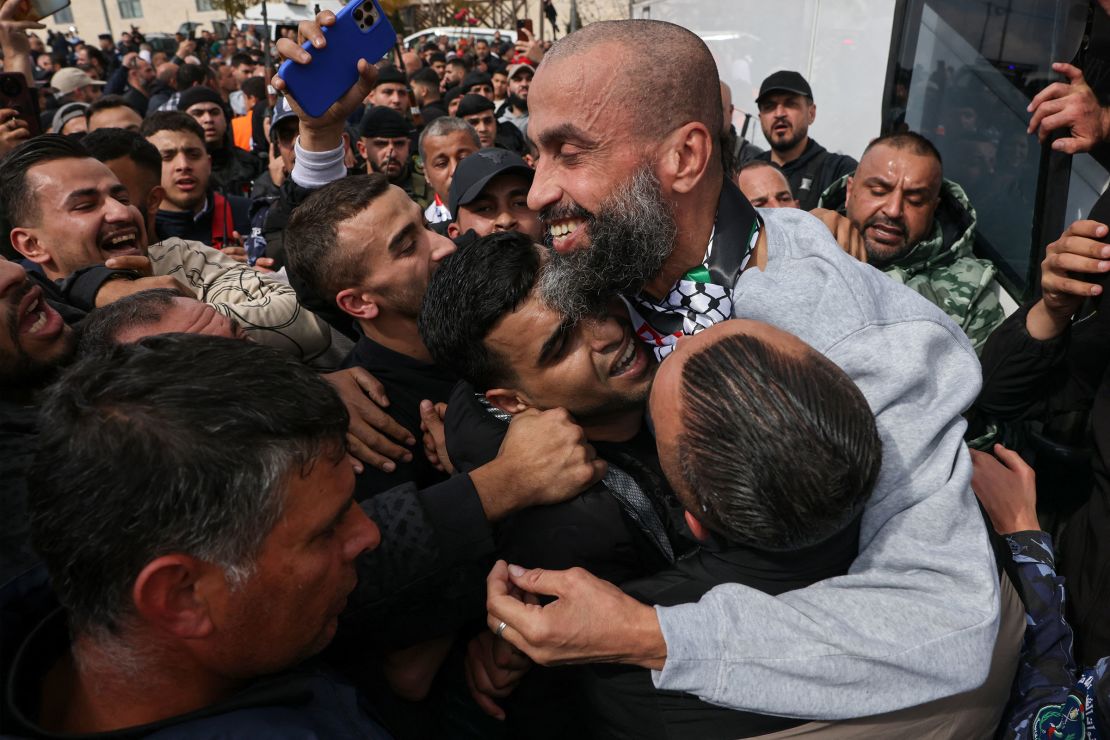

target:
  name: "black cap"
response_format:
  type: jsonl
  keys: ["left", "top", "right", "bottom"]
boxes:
{"left": 756, "top": 70, "right": 813, "bottom": 104}
{"left": 456, "top": 93, "right": 494, "bottom": 118}
{"left": 178, "top": 86, "right": 224, "bottom": 112}
{"left": 375, "top": 65, "right": 408, "bottom": 88}
{"left": 460, "top": 71, "right": 492, "bottom": 94}
{"left": 448, "top": 148, "right": 533, "bottom": 216}
{"left": 358, "top": 106, "right": 413, "bottom": 138}
{"left": 443, "top": 84, "right": 465, "bottom": 108}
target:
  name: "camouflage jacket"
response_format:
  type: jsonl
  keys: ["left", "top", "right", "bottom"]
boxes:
{"left": 1001, "top": 530, "right": 1108, "bottom": 739}
{"left": 819, "top": 176, "right": 1006, "bottom": 353}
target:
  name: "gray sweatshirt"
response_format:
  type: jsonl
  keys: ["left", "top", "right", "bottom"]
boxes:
{"left": 651, "top": 207, "right": 1000, "bottom": 718}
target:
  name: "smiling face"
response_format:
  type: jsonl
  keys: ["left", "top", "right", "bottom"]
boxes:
{"left": 526, "top": 47, "right": 657, "bottom": 256}
{"left": 845, "top": 143, "right": 941, "bottom": 267}
{"left": 757, "top": 92, "right": 815, "bottom": 155}
{"left": 0, "top": 259, "right": 74, "bottom": 386}
{"left": 450, "top": 173, "right": 542, "bottom": 241}
{"left": 147, "top": 128, "right": 212, "bottom": 213}
{"left": 208, "top": 453, "right": 381, "bottom": 676}
{"left": 10, "top": 158, "right": 145, "bottom": 280}
{"left": 485, "top": 290, "right": 656, "bottom": 427}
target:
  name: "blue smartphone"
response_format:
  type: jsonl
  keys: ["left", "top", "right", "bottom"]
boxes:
{"left": 277, "top": 0, "right": 395, "bottom": 119}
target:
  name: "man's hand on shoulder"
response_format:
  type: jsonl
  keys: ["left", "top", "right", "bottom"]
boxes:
{"left": 469, "top": 408, "right": 606, "bottom": 521}
{"left": 811, "top": 207, "right": 868, "bottom": 263}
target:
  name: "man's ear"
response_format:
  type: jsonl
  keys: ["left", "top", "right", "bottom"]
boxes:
{"left": 9, "top": 228, "right": 52, "bottom": 267}
{"left": 446, "top": 222, "right": 460, "bottom": 238}
{"left": 336, "top": 288, "right": 379, "bottom": 321}
{"left": 356, "top": 138, "right": 368, "bottom": 160}
{"left": 807, "top": 102, "right": 817, "bottom": 126}
{"left": 147, "top": 184, "right": 165, "bottom": 215}
{"left": 844, "top": 174, "right": 854, "bottom": 207}
{"left": 485, "top": 387, "right": 532, "bottom": 416}
{"left": 132, "top": 554, "right": 217, "bottom": 639}
{"left": 684, "top": 510, "right": 712, "bottom": 542}
{"left": 658, "top": 121, "right": 714, "bottom": 196}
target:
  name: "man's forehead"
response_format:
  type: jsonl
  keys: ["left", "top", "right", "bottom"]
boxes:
{"left": 187, "top": 103, "right": 223, "bottom": 115}
{"left": 859, "top": 144, "right": 941, "bottom": 187}
{"left": 29, "top": 156, "right": 119, "bottom": 191}
{"left": 337, "top": 186, "right": 415, "bottom": 248}
{"left": 149, "top": 129, "right": 204, "bottom": 149}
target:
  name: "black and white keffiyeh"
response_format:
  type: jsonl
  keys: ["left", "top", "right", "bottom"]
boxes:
{"left": 627, "top": 180, "right": 763, "bottom": 360}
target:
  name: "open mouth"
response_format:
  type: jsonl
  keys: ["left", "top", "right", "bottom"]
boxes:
{"left": 175, "top": 177, "right": 198, "bottom": 192}
{"left": 547, "top": 217, "right": 587, "bottom": 255}
{"left": 866, "top": 223, "right": 906, "bottom": 246}
{"left": 17, "top": 286, "right": 63, "bottom": 339}
{"left": 99, "top": 228, "right": 141, "bottom": 256}
{"left": 609, "top": 332, "right": 645, "bottom": 378}
{"left": 772, "top": 122, "right": 791, "bottom": 136}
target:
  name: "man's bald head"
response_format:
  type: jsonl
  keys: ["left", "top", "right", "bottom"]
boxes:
{"left": 540, "top": 20, "right": 722, "bottom": 140}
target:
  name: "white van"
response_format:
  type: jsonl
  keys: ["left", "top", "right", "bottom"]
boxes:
{"left": 403, "top": 26, "right": 517, "bottom": 50}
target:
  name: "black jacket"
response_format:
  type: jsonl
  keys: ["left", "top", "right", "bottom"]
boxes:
{"left": 579, "top": 521, "right": 860, "bottom": 740}
{"left": 154, "top": 191, "right": 252, "bottom": 248}
{"left": 340, "top": 335, "right": 457, "bottom": 500}
{"left": 209, "top": 143, "right": 264, "bottom": 198}
{"left": 756, "top": 138, "right": 857, "bottom": 210}
{"left": 974, "top": 301, "right": 1110, "bottom": 665}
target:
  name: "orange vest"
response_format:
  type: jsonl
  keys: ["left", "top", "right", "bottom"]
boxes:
{"left": 232, "top": 111, "right": 253, "bottom": 151}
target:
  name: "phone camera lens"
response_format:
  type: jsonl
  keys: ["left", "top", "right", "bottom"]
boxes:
{"left": 354, "top": 8, "right": 363, "bottom": 20}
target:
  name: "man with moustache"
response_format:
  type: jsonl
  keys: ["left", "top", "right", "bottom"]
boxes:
{"left": 357, "top": 106, "right": 433, "bottom": 210}
{"left": 483, "top": 18, "right": 1007, "bottom": 723}
{"left": 817, "top": 132, "right": 1005, "bottom": 352}
{"left": 753, "top": 71, "right": 856, "bottom": 210}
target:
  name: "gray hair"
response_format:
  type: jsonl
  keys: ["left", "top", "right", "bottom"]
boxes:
{"left": 28, "top": 334, "right": 350, "bottom": 641}
{"left": 419, "top": 116, "right": 480, "bottom": 162}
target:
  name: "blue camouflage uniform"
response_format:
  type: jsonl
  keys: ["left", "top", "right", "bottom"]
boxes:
{"left": 1001, "top": 530, "right": 1109, "bottom": 739}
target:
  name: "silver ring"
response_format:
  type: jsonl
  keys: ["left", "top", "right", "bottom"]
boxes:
{"left": 495, "top": 620, "right": 507, "bottom": 637}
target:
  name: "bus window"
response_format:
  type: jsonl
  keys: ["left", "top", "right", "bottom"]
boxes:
{"left": 885, "top": 0, "right": 1090, "bottom": 300}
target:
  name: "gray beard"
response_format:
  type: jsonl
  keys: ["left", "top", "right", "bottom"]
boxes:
{"left": 538, "top": 166, "right": 677, "bottom": 323}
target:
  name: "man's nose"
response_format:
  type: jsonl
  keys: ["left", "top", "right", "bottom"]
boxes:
{"left": 344, "top": 505, "right": 381, "bottom": 559}
{"left": 882, "top": 192, "right": 905, "bottom": 220}
{"left": 584, "top": 316, "right": 624, "bottom": 352}
{"left": 527, "top": 160, "right": 559, "bottom": 214}
{"left": 430, "top": 232, "right": 457, "bottom": 263}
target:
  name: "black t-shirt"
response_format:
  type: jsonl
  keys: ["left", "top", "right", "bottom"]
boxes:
{"left": 340, "top": 335, "right": 458, "bottom": 500}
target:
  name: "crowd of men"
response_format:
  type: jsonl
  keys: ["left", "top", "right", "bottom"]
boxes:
{"left": 0, "top": 0, "right": 1108, "bottom": 736}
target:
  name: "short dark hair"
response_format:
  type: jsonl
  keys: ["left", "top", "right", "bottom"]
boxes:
{"left": 241, "top": 75, "right": 267, "bottom": 100}
{"left": 28, "top": 334, "right": 349, "bottom": 638}
{"left": 140, "top": 110, "right": 206, "bottom": 144}
{"left": 447, "top": 57, "right": 471, "bottom": 73}
{"left": 175, "top": 62, "right": 207, "bottom": 90}
{"left": 284, "top": 173, "right": 392, "bottom": 304}
{"left": 429, "top": 52, "right": 447, "bottom": 65}
{"left": 420, "top": 231, "right": 542, "bottom": 390}
{"left": 863, "top": 131, "right": 943, "bottom": 168}
{"left": 676, "top": 332, "right": 882, "bottom": 550}
{"left": 230, "top": 52, "right": 254, "bottom": 68}
{"left": 739, "top": 159, "right": 786, "bottom": 176}
{"left": 85, "top": 93, "right": 134, "bottom": 123}
{"left": 76, "top": 288, "right": 178, "bottom": 353}
{"left": 0, "top": 134, "right": 90, "bottom": 228}
{"left": 82, "top": 127, "right": 161, "bottom": 181}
